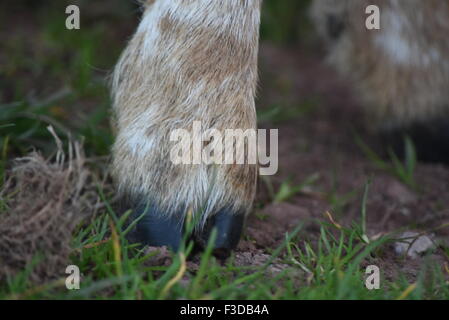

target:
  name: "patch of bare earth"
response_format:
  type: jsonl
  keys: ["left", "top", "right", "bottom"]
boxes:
{"left": 238, "top": 43, "right": 449, "bottom": 282}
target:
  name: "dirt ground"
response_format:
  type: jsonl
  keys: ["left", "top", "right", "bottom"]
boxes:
{"left": 229, "top": 43, "right": 449, "bottom": 280}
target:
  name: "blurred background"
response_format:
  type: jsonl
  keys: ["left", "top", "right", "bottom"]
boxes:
{"left": 0, "top": 0, "right": 314, "bottom": 159}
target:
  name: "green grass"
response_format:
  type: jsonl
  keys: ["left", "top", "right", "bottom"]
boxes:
{"left": 261, "top": 173, "right": 320, "bottom": 204}
{"left": 0, "top": 89, "right": 112, "bottom": 159}
{"left": 258, "top": 99, "right": 319, "bottom": 125}
{"left": 1, "top": 182, "right": 447, "bottom": 300}
{"left": 326, "top": 167, "right": 359, "bottom": 218}
{"left": 355, "top": 135, "right": 417, "bottom": 190}
{"left": 261, "top": 0, "right": 314, "bottom": 44}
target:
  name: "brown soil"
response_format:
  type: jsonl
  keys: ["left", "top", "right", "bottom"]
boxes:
{"left": 234, "top": 43, "right": 449, "bottom": 280}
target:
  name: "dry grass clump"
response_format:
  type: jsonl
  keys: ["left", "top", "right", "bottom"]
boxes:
{"left": 0, "top": 128, "right": 105, "bottom": 283}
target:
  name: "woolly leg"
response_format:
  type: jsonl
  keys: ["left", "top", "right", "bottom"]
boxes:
{"left": 111, "top": 0, "right": 261, "bottom": 254}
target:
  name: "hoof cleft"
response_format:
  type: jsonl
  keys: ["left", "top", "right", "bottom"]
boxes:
{"left": 123, "top": 200, "right": 245, "bottom": 257}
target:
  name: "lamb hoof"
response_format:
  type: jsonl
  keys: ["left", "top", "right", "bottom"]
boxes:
{"left": 129, "top": 202, "right": 184, "bottom": 251}
{"left": 122, "top": 200, "right": 245, "bottom": 258}
{"left": 383, "top": 119, "right": 449, "bottom": 164}
{"left": 198, "top": 208, "right": 245, "bottom": 258}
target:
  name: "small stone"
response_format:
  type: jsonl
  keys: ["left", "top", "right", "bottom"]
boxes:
{"left": 394, "top": 231, "right": 435, "bottom": 259}
{"left": 144, "top": 246, "right": 172, "bottom": 266}
{"left": 385, "top": 181, "right": 416, "bottom": 205}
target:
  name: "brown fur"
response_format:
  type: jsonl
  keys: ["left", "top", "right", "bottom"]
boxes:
{"left": 111, "top": 1, "right": 261, "bottom": 226}
{"left": 311, "top": 0, "right": 449, "bottom": 130}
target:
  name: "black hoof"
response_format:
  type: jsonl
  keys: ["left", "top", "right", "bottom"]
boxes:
{"left": 326, "top": 14, "right": 345, "bottom": 40}
{"left": 382, "top": 119, "right": 449, "bottom": 164}
{"left": 128, "top": 201, "right": 184, "bottom": 251}
{"left": 198, "top": 208, "right": 245, "bottom": 259}
{"left": 120, "top": 198, "right": 245, "bottom": 257}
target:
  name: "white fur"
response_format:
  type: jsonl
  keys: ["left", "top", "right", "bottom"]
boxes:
{"left": 375, "top": 6, "right": 441, "bottom": 67}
